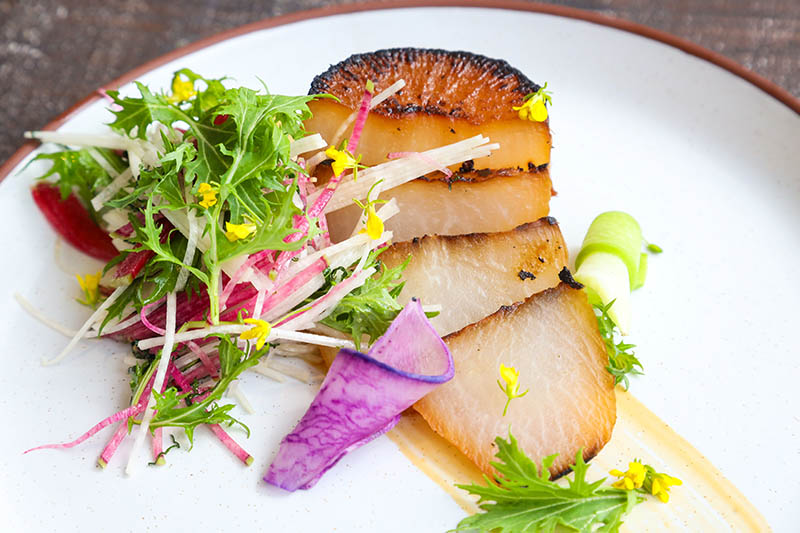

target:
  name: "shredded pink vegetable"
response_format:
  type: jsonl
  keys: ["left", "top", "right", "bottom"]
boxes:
{"left": 276, "top": 266, "right": 367, "bottom": 328}
{"left": 98, "top": 422, "right": 128, "bottom": 468}
{"left": 24, "top": 403, "right": 145, "bottom": 454}
{"left": 346, "top": 83, "right": 375, "bottom": 153}
{"left": 152, "top": 427, "right": 165, "bottom": 465}
{"left": 96, "top": 88, "right": 122, "bottom": 111}
{"left": 186, "top": 340, "right": 218, "bottom": 378}
{"left": 237, "top": 256, "right": 327, "bottom": 321}
{"left": 208, "top": 424, "right": 254, "bottom": 466}
{"left": 387, "top": 151, "right": 453, "bottom": 178}
{"left": 140, "top": 299, "right": 166, "bottom": 335}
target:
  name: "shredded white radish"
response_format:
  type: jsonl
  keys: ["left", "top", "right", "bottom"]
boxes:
{"left": 260, "top": 273, "right": 326, "bottom": 322}
{"left": 128, "top": 149, "right": 142, "bottom": 180}
{"left": 24, "top": 131, "right": 130, "bottom": 150}
{"left": 228, "top": 381, "right": 255, "bottom": 414}
{"left": 125, "top": 291, "right": 177, "bottom": 476}
{"left": 101, "top": 208, "right": 130, "bottom": 232}
{"left": 266, "top": 358, "right": 322, "bottom": 384}
{"left": 87, "top": 147, "right": 120, "bottom": 178}
{"left": 98, "top": 302, "right": 159, "bottom": 336}
{"left": 304, "top": 150, "right": 328, "bottom": 173}
{"left": 42, "top": 286, "right": 126, "bottom": 366}
{"left": 370, "top": 79, "right": 406, "bottom": 108}
{"left": 175, "top": 212, "right": 199, "bottom": 292}
{"left": 326, "top": 231, "right": 392, "bottom": 273}
{"left": 110, "top": 237, "right": 134, "bottom": 251}
{"left": 53, "top": 237, "right": 73, "bottom": 275}
{"left": 137, "top": 325, "right": 354, "bottom": 351}
{"left": 279, "top": 267, "right": 376, "bottom": 331}
{"left": 311, "top": 135, "right": 499, "bottom": 213}
{"left": 251, "top": 359, "right": 287, "bottom": 382}
{"left": 14, "top": 293, "right": 78, "bottom": 338}
{"left": 289, "top": 133, "right": 327, "bottom": 159}
{"left": 272, "top": 341, "right": 321, "bottom": 357}
{"left": 90, "top": 168, "right": 132, "bottom": 211}
{"left": 160, "top": 207, "right": 212, "bottom": 254}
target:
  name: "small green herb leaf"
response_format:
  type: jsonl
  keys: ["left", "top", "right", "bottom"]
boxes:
{"left": 594, "top": 300, "right": 643, "bottom": 389}
{"left": 454, "top": 432, "right": 643, "bottom": 533}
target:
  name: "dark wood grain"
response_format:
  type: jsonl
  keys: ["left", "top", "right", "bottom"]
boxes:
{"left": 1, "top": 0, "right": 798, "bottom": 166}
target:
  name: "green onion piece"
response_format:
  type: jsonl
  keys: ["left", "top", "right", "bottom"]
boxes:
{"left": 574, "top": 211, "right": 644, "bottom": 290}
{"left": 633, "top": 252, "right": 648, "bottom": 290}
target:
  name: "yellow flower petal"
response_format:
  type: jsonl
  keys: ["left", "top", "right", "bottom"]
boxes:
{"left": 241, "top": 318, "right": 271, "bottom": 351}
{"left": 499, "top": 364, "right": 519, "bottom": 389}
{"left": 364, "top": 205, "right": 384, "bottom": 240}
{"left": 325, "top": 146, "right": 358, "bottom": 177}
{"left": 225, "top": 222, "right": 257, "bottom": 242}
{"left": 168, "top": 75, "right": 196, "bottom": 104}
{"left": 513, "top": 83, "right": 552, "bottom": 123}
{"left": 531, "top": 99, "right": 548, "bottom": 121}
{"left": 612, "top": 477, "right": 634, "bottom": 491}
{"left": 627, "top": 461, "right": 646, "bottom": 487}
{"left": 76, "top": 271, "right": 102, "bottom": 306}
{"left": 200, "top": 193, "right": 217, "bottom": 208}
{"left": 196, "top": 183, "right": 219, "bottom": 209}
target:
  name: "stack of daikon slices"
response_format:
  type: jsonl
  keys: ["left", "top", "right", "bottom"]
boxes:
{"left": 307, "top": 48, "right": 615, "bottom": 479}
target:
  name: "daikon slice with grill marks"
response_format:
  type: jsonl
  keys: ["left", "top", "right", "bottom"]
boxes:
{"left": 381, "top": 217, "right": 567, "bottom": 336}
{"left": 306, "top": 48, "right": 551, "bottom": 171}
{"left": 322, "top": 165, "right": 553, "bottom": 243}
{"left": 414, "top": 282, "right": 616, "bottom": 478}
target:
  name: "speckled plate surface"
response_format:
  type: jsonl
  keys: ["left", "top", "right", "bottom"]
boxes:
{"left": 0, "top": 4, "right": 797, "bottom": 532}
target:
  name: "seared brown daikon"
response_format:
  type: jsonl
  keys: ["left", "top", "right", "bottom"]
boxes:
{"left": 414, "top": 283, "right": 616, "bottom": 477}
{"left": 306, "top": 48, "right": 551, "bottom": 169}
{"left": 324, "top": 166, "right": 552, "bottom": 243}
{"left": 381, "top": 218, "right": 567, "bottom": 336}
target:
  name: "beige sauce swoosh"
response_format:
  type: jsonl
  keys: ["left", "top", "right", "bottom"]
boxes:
{"left": 388, "top": 390, "right": 770, "bottom": 532}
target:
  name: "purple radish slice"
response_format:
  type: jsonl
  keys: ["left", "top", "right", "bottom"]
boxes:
{"left": 265, "top": 299, "right": 454, "bottom": 491}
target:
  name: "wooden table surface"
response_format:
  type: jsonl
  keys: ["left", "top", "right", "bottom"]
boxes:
{"left": 1, "top": 0, "right": 798, "bottom": 166}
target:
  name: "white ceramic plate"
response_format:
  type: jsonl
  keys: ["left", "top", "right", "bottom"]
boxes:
{"left": 1, "top": 5, "right": 797, "bottom": 532}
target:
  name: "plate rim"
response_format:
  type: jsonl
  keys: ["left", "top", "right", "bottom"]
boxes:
{"left": 2, "top": 0, "right": 798, "bottom": 182}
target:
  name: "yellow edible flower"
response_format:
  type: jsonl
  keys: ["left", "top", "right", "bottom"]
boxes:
{"left": 610, "top": 461, "right": 682, "bottom": 502}
{"left": 353, "top": 180, "right": 387, "bottom": 240}
{"left": 363, "top": 205, "right": 384, "bottom": 240}
{"left": 497, "top": 363, "right": 529, "bottom": 416}
{"left": 168, "top": 74, "right": 196, "bottom": 104}
{"left": 649, "top": 472, "right": 683, "bottom": 503}
{"left": 513, "top": 82, "right": 552, "bottom": 122}
{"left": 76, "top": 271, "right": 102, "bottom": 307}
{"left": 224, "top": 221, "right": 257, "bottom": 242}
{"left": 196, "top": 182, "right": 218, "bottom": 209}
{"left": 240, "top": 318, "right": 271, "bottom": 351}
{"left": 610, "top": 461, "right": 647, "bottom": 491}
{"left": 325, "top": 145, "right": 361, "bottom": 178}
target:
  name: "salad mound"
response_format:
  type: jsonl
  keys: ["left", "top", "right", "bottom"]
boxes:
{"left": 23, "top": 68, "right": 485, "bottom": 474}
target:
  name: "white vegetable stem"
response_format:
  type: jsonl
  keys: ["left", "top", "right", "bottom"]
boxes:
{"left": 24, "top": 131, "right": 130, "bottom": 150}
{"left": 311, "top": 135, "right": 499, "bottom": 213}
{"left": 289, "top": 133, "right": 327, "bottom": 159}
{"left": 14, "top": 293, "right": 78, "bottom": 338}
{"left": 41, "top": 286, "right": 127, "bottom": 366}
{"left": 125, "top": 291, "right": 177, "bottom": 476}
{"left": 136, "top": 325, "right": 354, "bottom": 351}
{"left": 90, "top": 168, "right": 132, "bottom": 211}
